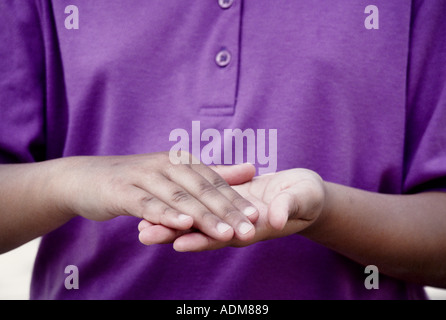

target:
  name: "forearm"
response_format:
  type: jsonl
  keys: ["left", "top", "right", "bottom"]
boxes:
{"left": 0, "top": 159, "right": 75, "bottom": 254}
{"left": 0, "top": 154, "right": 260, "bottom": 254}
{"left": 301, "top": 182, "right": 446, "bottom": 287}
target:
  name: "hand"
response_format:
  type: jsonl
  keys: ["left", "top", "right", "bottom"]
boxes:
{"left": 138, "top": 168, "right": 327, "bottom": 251}
{"left": 55, "top": 152, "right": 259, "bottom": 242}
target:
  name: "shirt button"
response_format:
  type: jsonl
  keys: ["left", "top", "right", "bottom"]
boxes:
{"left": 218, "top": 0, "right": 234, "bottom": 9}
{"left": 215, "top": 49, "right": 232, "bottom": 67}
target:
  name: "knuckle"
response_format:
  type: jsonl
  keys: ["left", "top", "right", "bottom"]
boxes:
{"left": 221, "top": 208, "right": 240, "bottom": 222}
{"left": 163, "top": 161, "right": 190, "bottom": 180}
{"left": 158, "top": 206, "right": 173, "bottom": 225}
{"left": 135, "top": 195, "right": 155, "bottom": 215}
{"left": 139, "top": 195, "right": 155, "bottom": 206}
{"left": 161, "top": 205, "right": 174, "bottom": 217}
{"left": 171, "top": 190, "right": 190, "bottom": 203}
{"left": 199, "top": 210, "right": 214, "bottom": 222}
{"left": 117, "top": 190, "right": 147, "bottom": 217}
{"left": 211, "top": 177, "right": 230, "bottom": 189}
{"left": 231, "top": 196, "right": 248, "bottom": 208}
{"left": 162, "top": 161, "right": 177, "bottom": 177}
{"left": 196, "top": 181, "right": 217, "bottom": 198}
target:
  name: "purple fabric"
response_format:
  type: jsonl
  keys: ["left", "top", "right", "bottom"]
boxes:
{"left": 1, "top": 0, "right": 445, "bottom": 299}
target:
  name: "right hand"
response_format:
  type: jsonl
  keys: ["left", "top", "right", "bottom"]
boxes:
{"left": 54, "top": 152, "right": 259, "bottom": 242}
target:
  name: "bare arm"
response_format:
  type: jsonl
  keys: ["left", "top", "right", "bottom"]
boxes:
{"left": 302, "top": 182, "right": 446, "bottom": 287}
{"left": 0, "top": 159, "right": 73, "bottom": 254}
{"left": 142, "top": 169, "right": 446, "bottom": 288}
{"left": 0, "top": 153, "right": 258, "bottom": 254}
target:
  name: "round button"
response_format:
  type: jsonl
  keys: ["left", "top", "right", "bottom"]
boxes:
{"left": 215, "top": 49, "right": 232, "bottom": 67}
{"left": 218, "top": 0, "right": 234, "bottom": 9}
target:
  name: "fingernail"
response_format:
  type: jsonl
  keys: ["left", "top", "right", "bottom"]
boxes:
{"left": 217, "top": 222, "right": 231, "bottom": 234}
{"left": 178, "top": 214, "right": 190, "bottom": 221}
{"left": 238, "top": 222, "right": 253, "bottom": 235}
{"left": 138, "top": 220, "right": 150, "bottom": 231}
{"left": 243, "top": 206, "right": 257, "bottom": 216}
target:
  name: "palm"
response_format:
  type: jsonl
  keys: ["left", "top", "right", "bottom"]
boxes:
{"left": 172, "top": 168, "right": 325, "bottom": 251}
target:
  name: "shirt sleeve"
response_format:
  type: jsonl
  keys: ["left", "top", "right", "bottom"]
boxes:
{"left": 403, "top": 0, "right": 446, "bottom": 194}
{"left": 0, "top": 0, "right": 46, "bottom": 164}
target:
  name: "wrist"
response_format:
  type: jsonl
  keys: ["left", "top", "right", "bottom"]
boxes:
{"left": 319, "top": 180, "right": 333, "bottom": 226}
{"left": 39, "top": 157, "right": 80, "bottom": 221}
{"left": 297, "top": 180, "right": 333, "bottom": 238}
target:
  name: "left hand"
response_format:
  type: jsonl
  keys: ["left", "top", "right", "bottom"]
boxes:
{"left": 138, "top": 168, "right": 327, "bottom": 251}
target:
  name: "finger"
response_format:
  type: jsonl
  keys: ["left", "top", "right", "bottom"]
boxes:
{"left": 173, "top": 232, "right": 227, "bottom": 252}
{"left": 173, "top": 165, "right": 256, "bottom": 240}
{"left": 194, "top": 164, "right": 259, "bottom": 223}
{"left": 137, "top": 172, "right": 236, "bottom": 242}
{"left": 210, "top": 163, "right": 256, "bottom": 185}
{"left": 268, "top": 190, "right": 298, "bottom": 230}
{"left": 127, "top": 186, "right": 193, "bottom": 230}
{"left": 138, "top": 219, "right": 152, "bottom": 231}
{"left": 138, "top": 221, "right": 189, "bottom": 245}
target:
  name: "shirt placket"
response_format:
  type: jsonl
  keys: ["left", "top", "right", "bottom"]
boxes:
{"left": 198, "top": 0, "right": 242, "bottom": 116}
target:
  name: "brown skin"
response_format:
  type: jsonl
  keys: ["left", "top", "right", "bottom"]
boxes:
{"left": 1, "top": 154, "right": 445, "bottom": 288}
{"left": 0, "top": 152, "right": 258, "bottom": 254}
{"left": 139, "top": 167, "right": 446, "bottom": 288}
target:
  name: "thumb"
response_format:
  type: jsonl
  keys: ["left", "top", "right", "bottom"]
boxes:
{"left": 268, "top": 190, "right": 299, "bottom": 231}
{"left": 210, "top": 163, "right": 256, "bottom": 185}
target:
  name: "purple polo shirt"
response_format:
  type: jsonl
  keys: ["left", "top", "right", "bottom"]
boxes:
{"left": 1, "top": 0, "right": 445, "bottom": 299}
